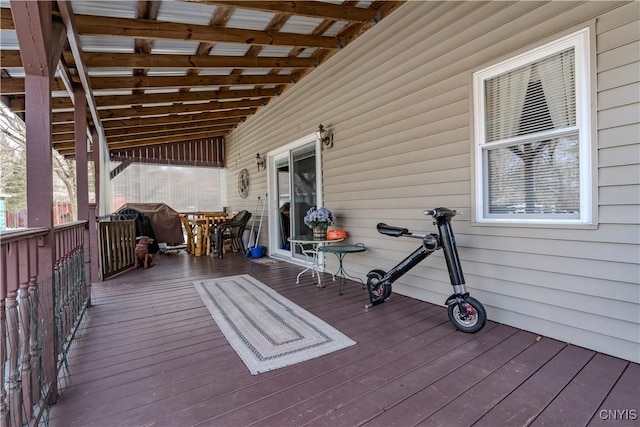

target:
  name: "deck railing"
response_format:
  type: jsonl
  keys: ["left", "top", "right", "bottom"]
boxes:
{"left": 97, "top": 219, "right": 136, "bottom": 280}
{"left": 0, "top": 221, "right": 90, "bottom": 426}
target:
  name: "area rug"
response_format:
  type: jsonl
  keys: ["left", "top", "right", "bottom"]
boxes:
{"left": 193, "top": 274, "right": 356, "bottom": 375}
{"left": 250, "top": 257, "right": 282, "bottom": 266}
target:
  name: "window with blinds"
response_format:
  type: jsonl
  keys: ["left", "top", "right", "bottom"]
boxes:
{"left": 473, "top": 28, "right": 593, "bottom": 224}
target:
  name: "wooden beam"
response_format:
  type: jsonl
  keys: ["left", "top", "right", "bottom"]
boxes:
{"left": 0, "top": 49, "right": 21, "bottom": 67}
{"left": 10, "top": 4, "right": 59, "bottom": 77}
{"left": 54, "top": 125, "right": 234, "bottom": 151}
{"left": 97, "top": 87, "right": 278, "bottom": 107}
{"left": 57, "top": 0, "right": 107, "bottom": 151}
{"left": 132, "top": 0, "right": 161, "bottom": 96}
{"left": 107, "top": 129, "right": 230, "bottom": 149}
{"left": 9, "top": 0, "right": 60, "bottom": 405}
{"left": 0, "top": 77, "right": 66, "bottom": 95}
{"left": 182, "top": 2, "right": 233, "bottom": 93}
{"left": 52, "top": 133, "right": 75, "bottom": 144}
{"left": 72, "top": 52, "right": 318, "bottom": 69}
{"left": 0, "top": 8, "right": 14, "bottom": 29}
{"left": 98, "top": 98, "right": 266, "bottom": 120}
{"left": 100, "top": 107, "right": 257, "bottom": 129}
{"left": 10, "top": 87, "right": 280, "bottom": 112}
{"left": 104, "top": 117, "right": 242, "bottom": 138}
{"left": 52, "top": 111, "right": 77, "bottom": 124}
{"left": 89, "top": 74, "right": 294, "bottom": 90}
{"left": 52, "top": 122, "right": 78, "bottom": 135}
{"left": 53, "top": 109, "right": 242, "bottom": 135}
{"left": 109, "top": 124, "right": 235, "bottom": 144}
{"left": 8, "top": 94, "right": 71, "bottom": 112}
{"left": 187, "top": 1, "right": 379, "bottom": 23}
{"left": 74, "top": 86, "right": 89, "bottom": 221}
{"left": 73, "top": 13, "right": 340, "bottom": 49}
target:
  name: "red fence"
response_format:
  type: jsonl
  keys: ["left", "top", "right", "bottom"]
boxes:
{"left": 4, "top": 203, "right": 75, "bottom": 229}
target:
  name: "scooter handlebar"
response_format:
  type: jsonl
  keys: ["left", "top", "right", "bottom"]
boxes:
{"left": 423, "top": 207, "right": 458, "bottom": 218}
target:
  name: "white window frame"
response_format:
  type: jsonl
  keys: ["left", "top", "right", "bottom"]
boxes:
{"left": 472, "top": 28, "right": 593, "bottom": 226}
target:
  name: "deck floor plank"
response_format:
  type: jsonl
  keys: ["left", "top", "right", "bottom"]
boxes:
{"left": 47, "top": 252, "right": 639, "bottom": 427}
{"left": 362, "top": 330, "right": 540, "bottom": 427}
{"left": 109, "top": 299, "right": 449, "bottom": 426}
{"left": 472, "top": 345, "right": 596, "bottom": 427}
{"left": 531, "top": 353, "right": 630, "bottom": 426}
{"left": 588, "top": 362, "right": 640, "bottom": 426}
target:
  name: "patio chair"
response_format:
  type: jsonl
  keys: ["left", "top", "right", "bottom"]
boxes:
{"left": 213, "top": 210, "right": 252, "bottom": 258}
{"left": 179, "top": 215, "right": 195, "bottom": 254}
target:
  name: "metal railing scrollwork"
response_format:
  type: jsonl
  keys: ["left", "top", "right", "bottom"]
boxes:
{"left": 0, "top": 221, "right": 90, "bottom": 426}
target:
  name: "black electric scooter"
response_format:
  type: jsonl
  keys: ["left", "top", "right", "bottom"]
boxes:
{"left": 366, "top": 207, "right": 487, "bottom": 333}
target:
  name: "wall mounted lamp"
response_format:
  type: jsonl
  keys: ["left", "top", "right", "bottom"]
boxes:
{"left": 255, "top": 153, "right": 266, "bottom": 171}
{"left": 316, "top": 124, "right": 333, "bottom": 149}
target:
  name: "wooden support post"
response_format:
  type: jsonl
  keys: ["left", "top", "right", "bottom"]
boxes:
{"left": 74, "top": 86, "right": 92, "bottom": 301}
{"left": 92, "top": 128, "right": 101, "bottom": 210}
{"left": 11, "top": 0, "right": 67, "bottom": 404}
{"left": 75, "top": 86, "right": 89, "bottom": 221}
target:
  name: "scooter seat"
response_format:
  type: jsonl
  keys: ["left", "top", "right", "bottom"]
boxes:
{"left": 377, "top": 223, "right": 408, "bottom": 237}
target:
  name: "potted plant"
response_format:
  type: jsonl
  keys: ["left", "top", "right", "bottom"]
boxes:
{"left": 304, "top": 206, "right": 334, "bottom": 239}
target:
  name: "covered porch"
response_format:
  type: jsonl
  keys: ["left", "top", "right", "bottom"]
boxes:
{"left": 2, "top": 1, "right": 639, "bottom": 425}
{"left": 49, "top": 252, "right": 638, "bottom": 427}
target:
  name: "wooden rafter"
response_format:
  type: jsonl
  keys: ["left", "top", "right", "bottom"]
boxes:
{"left": 72, "top": 14, "right": 340, "bottom": 49}
{"left": 0, "top": 2, "right": 403, "bottom": 157}
{"left": 185, "top": 1, "right": 379, "bottom": 23}
{"left": 89, "top": 74, "right": 294, "bottom": 90}
{"left": 104, "top": 117, "right": 242, "bottom": 138}
{"left": 100, "top": 108, "right": 257, "bottom": 130}
{"left": 132, "top": 0, "right": 161, "bottom": 96}
{"left": 98, "top": 98, "right": 266, "bottom": 120}
{"left": 10, "top": 88, "right": 280, "bottom": 112}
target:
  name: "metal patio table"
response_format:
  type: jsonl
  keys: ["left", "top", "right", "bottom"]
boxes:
{"left": 318, "top": 243, "right": 367, "bottom": 295}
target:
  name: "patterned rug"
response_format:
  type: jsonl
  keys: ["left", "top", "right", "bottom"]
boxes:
{"left": 250, "top": 257, "right": 282, "bottom": 265}
{"left": 193, "top": 274, "right": 356, "bottom": 375}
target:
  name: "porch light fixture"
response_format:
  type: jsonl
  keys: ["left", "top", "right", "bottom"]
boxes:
{"left": 255, "top": 153, "right": 266, "bottom": 171}
{"left": 316, "top": 124, "right": 333, "bottom": 149}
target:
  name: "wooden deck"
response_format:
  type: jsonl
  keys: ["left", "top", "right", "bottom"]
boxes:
{"left": 49, "top": 251, "right": 639, "bottom": 427}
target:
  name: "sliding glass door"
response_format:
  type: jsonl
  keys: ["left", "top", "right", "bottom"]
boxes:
{"left": 269, "top": 135, "right": 321, "bottom": 260}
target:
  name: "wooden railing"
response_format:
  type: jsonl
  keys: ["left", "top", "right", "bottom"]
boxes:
{"left": 53, "top": 222, "right": 91, "bottom": 381}
{"left": 0, "top": 221, "right": 90, "bottom": 426}
{"left": 97, "top": 220, "right": 135, "bottom": 280}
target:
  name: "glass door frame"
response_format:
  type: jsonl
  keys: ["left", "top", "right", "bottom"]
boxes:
{"left": 267, "top": 133, "right": 323, "bottom": 260}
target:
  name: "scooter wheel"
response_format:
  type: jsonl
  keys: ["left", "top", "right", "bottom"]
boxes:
{"left": 447, "top": 296, "right": 486, "bottom": 333}
{"left": 367, "top": 269, "right": 391, "bottom": 304}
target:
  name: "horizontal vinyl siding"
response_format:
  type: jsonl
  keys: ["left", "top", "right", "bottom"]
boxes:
{"left": 226, "top": 1, "right": 640, "bottom": 362}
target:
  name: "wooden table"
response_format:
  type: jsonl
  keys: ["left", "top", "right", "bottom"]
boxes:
{"left": 183, "top": 212, "right": 229, "bottom": 256}
{"left": 288, "top": 235, "right": 344, "bottom": 287}
{"left": 189, "top": 218, "right": 208, "bottom": 256}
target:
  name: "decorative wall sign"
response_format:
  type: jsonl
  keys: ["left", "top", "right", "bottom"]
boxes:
{"left": 238, "top": 168, "right": 250, "bottom": 199}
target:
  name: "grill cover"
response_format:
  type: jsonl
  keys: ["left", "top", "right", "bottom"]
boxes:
{"left": 114, "top": 203, "right": 184, "bottom": 245}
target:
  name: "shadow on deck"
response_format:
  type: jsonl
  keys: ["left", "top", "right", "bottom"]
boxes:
{"left": 49, "top": 251, "right": 639, "bottom": 427}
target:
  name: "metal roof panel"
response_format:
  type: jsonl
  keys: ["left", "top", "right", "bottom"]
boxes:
{"left": 156, "top": 0, "right": 218, "bottom": 25}
{"left": 257, "top": 46, "right": 293, "bottom": 58}
{"left": 0, "top": 31, "right": 19, "bottom": 50}
{"left": 209, "top": 44, "right": 252, "bottom": 57}
{"left": 227, "top": 8, "right": 275, "bottom": 31}
{"left": 151, "top": 40, "right": 200, "bottom": 55}
{"left": 280, "top": 16, "right": 325, "bottom": 35}
{"left": 79, "top": 35, "right": 135, "bottom": 53}
{"left": 71, "top": 0, "right": 138, "bottom": 18}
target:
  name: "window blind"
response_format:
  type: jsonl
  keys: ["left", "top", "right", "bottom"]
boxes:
{"left": 483, "top": 48, "right": 580, "bottom": 218}
{"left": 484, "top": 48, "right": 576, "bottom": 143}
